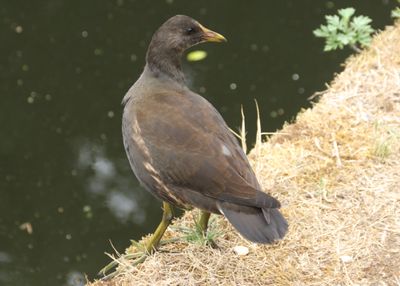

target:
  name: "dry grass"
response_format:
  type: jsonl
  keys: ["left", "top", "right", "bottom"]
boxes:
{"left": 89, "top": 22, "right": 400, "bottom": 286}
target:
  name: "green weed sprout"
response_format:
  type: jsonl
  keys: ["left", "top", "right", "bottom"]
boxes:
{"left": 314, "top": 7, "right": 374, "bottom": 52}
{"left": 392, "top": 7, "right": 400, "bottom": 19}
{"left": 393, "top": 0, "right": 400, "bottom": 19}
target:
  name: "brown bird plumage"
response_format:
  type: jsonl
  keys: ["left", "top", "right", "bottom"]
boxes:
{"left": 122, "top": 15, "right": 288, "bottom": 244}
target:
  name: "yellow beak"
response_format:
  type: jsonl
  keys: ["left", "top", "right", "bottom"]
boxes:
{"left": 199, "top": 24, "right": 227, "bottom": 43}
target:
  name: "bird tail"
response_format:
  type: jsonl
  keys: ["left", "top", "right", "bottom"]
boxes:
{"left": 217, "top": 201, "right": 288, "bottom": 244}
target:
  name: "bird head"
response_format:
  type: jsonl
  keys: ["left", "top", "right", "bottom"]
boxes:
{"left": 148, "top": 15, "right": 226, "bottom": 57}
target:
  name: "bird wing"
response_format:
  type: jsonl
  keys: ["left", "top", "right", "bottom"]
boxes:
{"left": 130, "top": 89, "right": 279, "bottom": 209}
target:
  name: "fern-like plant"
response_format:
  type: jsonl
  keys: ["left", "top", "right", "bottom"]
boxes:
{"left": 314, "top": 7, "right": 374, "bottom": 52}
{"left": 392, "top": 7, "right": 400, "bottom": 19}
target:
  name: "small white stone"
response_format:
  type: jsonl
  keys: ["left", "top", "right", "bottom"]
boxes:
{"left": 233, "top": 245, "right": 249, "bottom": 256}
{"left": 340, "top": 255, "right": 353, "bottom": 263}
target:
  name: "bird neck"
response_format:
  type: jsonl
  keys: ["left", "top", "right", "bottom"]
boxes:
{"left": 146, "top": 46, "right": 186, "bottom": 85}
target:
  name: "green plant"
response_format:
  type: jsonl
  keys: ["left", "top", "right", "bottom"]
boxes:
{"left": 392, "top": 0, "right": 400, "bottom": 19}
{"left": 172, "top": 216, "right": 221, "bottom": 246}
{"left": 392, "top": 7, "right": 400, "bottom": 19}
{"left": 373, "top": 138, "right": 391, "bottom": 159}
{"left": 314, "top": 7, "right": 374, "bottom": 52}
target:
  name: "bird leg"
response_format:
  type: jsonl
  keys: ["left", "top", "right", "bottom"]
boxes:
{"left": 143, "top": 201, "right": 174, "bottom": 253}
{"left": 198, "top": 211, "right": 211, "bottom": 235}
{"left": 99, "top": 201, "right": 174, "bottom": 279}
{"left": 197, "top": 211, "right": 218, "bottom": 248}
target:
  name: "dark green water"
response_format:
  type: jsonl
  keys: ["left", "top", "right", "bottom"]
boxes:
{"left": 0, "top": 1, "right": 396, "bottom": 285}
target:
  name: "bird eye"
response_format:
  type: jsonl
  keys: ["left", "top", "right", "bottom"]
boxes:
{"left": 185, "top": 27, "right": 197, "bottom": 35}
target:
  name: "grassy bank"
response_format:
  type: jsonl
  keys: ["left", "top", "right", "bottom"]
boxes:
{"left": 89, "top": 22, "right": 400, "bottom": 286}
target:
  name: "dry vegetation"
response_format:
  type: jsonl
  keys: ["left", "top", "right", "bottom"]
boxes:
{"left": 89, "top": 22, "right": 400, "bottom": 286}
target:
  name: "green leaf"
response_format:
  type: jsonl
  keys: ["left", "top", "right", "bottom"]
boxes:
{"left": 351, "top": 15, "right": 372, "bottom": 29}
{"left": 313, "top": 25, "right": 331, "bottom": 37}
{"left": 326, "top": 24, "right": 338, "bottom": 33}
{"left": 391, "top": 7, "right": 400, "bottom": 19}
{"left": 336, "top": 33, "right": 352, "bottom": 45}
{"left": 338, "top": 7, "right": 355, "bottom": 19}
{"left": 358, "top": 35, "right": 372, "bottom": 47}
{"left": 313, "top": 28, "right": 327, "bottom": 37}
{"left": 326, "top": 37, "right": 341, "bottom": 50}
{"left": 186, "top": 50, "right": 207, "bottom": 62}
{"left": 326, "top": 15, "right": 340, "bottom": 27}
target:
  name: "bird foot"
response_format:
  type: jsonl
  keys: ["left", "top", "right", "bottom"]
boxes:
{"left": 99, "top": 202, "right": 177, "bottom": 280}
{"left": 98, "top": 247, "right": 146, "bottom": 281}
{"left": 98, "top": 237, "right": 181, "bottom": 280}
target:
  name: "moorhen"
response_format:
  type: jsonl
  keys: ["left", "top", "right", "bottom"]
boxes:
{"left": 122, "top": 15, "right": 288, "bottom": 253}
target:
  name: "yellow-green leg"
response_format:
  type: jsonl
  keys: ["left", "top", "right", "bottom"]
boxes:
{"left": 198, "top": 211, "right": 211, "bottom": 235}
{"left": 143, "top": 201, "right": 174, "bottom": 253}
{"left": 198, "top": 211, "right": 218, "bottom": 248}
{"left": 99, "top": 201, "right": 174, "bottom": 279}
